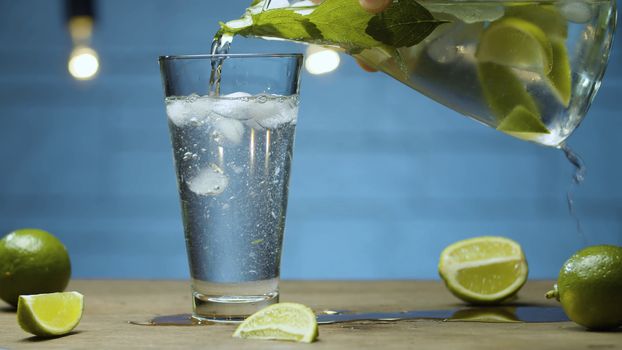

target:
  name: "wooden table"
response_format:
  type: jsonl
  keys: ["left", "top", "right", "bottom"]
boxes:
{"left": 1, "top": 280, "right": 620, "bottom": 349}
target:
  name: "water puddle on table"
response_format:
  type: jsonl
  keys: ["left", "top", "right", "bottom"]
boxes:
{"left": 129, "top": 306, "right": 568, "bottom": 326}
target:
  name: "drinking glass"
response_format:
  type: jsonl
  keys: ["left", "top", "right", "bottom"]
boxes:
{"left": 159, "top": 53, "right": 303, "bottom": 322}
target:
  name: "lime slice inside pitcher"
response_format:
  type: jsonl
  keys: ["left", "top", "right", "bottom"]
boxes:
{"left": 476, "top": 17, "right": 553, "bottom": 74}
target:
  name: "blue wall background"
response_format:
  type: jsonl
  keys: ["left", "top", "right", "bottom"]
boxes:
{"left": 0, "top": 0, "right": 620, "bottom": 280}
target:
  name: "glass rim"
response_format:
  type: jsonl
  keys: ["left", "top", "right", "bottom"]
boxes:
{"left": 159, "top": 53, "right": 303, "bottom": 61}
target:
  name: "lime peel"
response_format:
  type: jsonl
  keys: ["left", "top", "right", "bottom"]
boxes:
{"left": 0, "top": 228, "right": 72, "bottom": 307}
{"left": 233, "top": 302, "right": 318, "bottom": 343}
{"left": 505, "top": 4, "right": 568, "bottom": 39}
{"left": 550, "top": 245, "right": 622, "bottom": 330}
{"left": 17, "top": 291, "right": 84, "bottom": 337}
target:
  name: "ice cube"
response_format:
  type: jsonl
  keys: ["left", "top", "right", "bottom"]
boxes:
{"left": 561, "top": 1, "right": 592, "bottom": 23}
{"left": 187, "top": 164, "right": 228, "bottom": 196}
{"left": 427, "top": 37, "right": 458, "bottom": 64}
{"left": 250, "top": 96, "right": 280, "bottom": 120}
{"left": 166, "top": 100, "right": 192, "bottom": 127}
{"left": 213, "top": 117, "right": 245, "bottom": 145}
{"left": 226, "top": 92, "right": 252, "bottom": 99}
{"left": 166, "top": 95, "right": 212, "bottom": 127}
{"left": 211, "top": 92, "right": 253, "bottom": 120}
{"left": 255, "top": 97, "right": 299, "bottom": 129}
{"left": 427, "top": 22, "right": 482, "bottom": 64}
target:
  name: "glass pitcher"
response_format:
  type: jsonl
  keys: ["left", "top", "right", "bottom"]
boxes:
{"left": 221, "top": 0, "right": 617, "bottom": 147}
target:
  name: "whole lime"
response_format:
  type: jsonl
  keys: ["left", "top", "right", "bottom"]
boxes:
{"left": 0, "top": 229, "right": 71, "bottom": 307}
{"left": 547, "top": 245, "right": 622, "bottom": 330}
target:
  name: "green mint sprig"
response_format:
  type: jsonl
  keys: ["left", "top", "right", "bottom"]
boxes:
{"left": 221, "top": 0, "right": 448, "bottom": 53}
{"left": 233, "top": 10, "right": 322, "bottom": 42}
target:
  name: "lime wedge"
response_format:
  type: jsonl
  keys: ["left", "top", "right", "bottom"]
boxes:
{"left": 502, "top": 5, "right": 571, "bottom": 106}
{"left": 476, "top": 17, "right": 553, "bottom": 74}
{"left": 546, "top": 38, "right": 572, "bottom": 107}
{"left": 496, "top": 105, "right": 551, "bottom": 141}
{"left": 438, "top": 236, "right": 528, "bottom": 304}
{"left": 505, "top": 4, "right": 568, "bottom": 39}
{"left": 477, "top": 62, "right": 539, "bottom": 120}
{"left": 233, "top": 303, "right": 318, "bottom": 343}
{"left": 17, "top": 291, "right": 84, "bottom": 337}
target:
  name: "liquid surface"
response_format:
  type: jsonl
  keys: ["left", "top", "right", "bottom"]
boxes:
{"left": 130, "top": 306, "right": 569, "bottom": 326}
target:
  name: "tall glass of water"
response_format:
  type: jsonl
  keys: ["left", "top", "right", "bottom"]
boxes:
{"left": 159, "top": 53, "right": 303, "bottom": 322}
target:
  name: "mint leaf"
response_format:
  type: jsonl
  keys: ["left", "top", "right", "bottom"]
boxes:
{"left": 221, "top": 0, "right": 448, "bottom": 53}
{"left": 306, "top": 0, "right": 382, "bottom": 52}
{"left": 234, "top": 10, "right": 322, "bottom": 41}
{"left": 366, "top": 0, "right": 448, "bottom": 48}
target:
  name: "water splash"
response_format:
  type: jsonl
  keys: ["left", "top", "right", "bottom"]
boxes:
{"left": 560, "top": 144, "right": 588, "bottom": 246}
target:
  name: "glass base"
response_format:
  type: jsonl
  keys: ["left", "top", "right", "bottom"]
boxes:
{"left": 191, "top": 278, "right": 279, "bottom": 323}
{"left": 192, "top": 292, "right": 279, "bottom": 323}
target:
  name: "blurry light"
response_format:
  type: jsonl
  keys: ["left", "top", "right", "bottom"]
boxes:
{"left": 66, "top": 0, "right": 98, "bottom": 80}
{"left": 68, "top": 16, "right": 93, "bottom": 42}
{"left": 305, "top": 45, "right": 340, "bottom": 75}
{"left": 68, "top": 47, "right": 99, "bottom": 80}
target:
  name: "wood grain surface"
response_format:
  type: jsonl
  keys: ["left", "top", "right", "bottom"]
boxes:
{"left": 0, "top": 280, "right": 620, "bottom": 349}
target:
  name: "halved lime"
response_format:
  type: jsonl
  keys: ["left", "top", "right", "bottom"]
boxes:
{"left": 476, "top": 17, "right": 553, "bottom": 74}
{"left": 17, "top": 291, "right": 84, "bottom": 337}
{"left": 505, "top": 4, "right": 568, "bottom": 39}
{"left": 233, "top": 302, "right": 318, "bottom": 343}
{"left": 439, "top": 236, "right": 528, "bottom": 304}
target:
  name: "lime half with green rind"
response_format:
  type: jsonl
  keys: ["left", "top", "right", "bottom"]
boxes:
{"left": 438, "top": 236, "right": 529, "bottom": 304}
{"left": 475, "top": 12, "right": 567, "bottom": 136}
{"left": 505, "top": 4, "right": 568, "bottom": 39}
{"left": 503, "top": 5, "right": 572, "bottom": 107}
{"left": 476, "top": 17, "right": 553, "bottom": 75}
